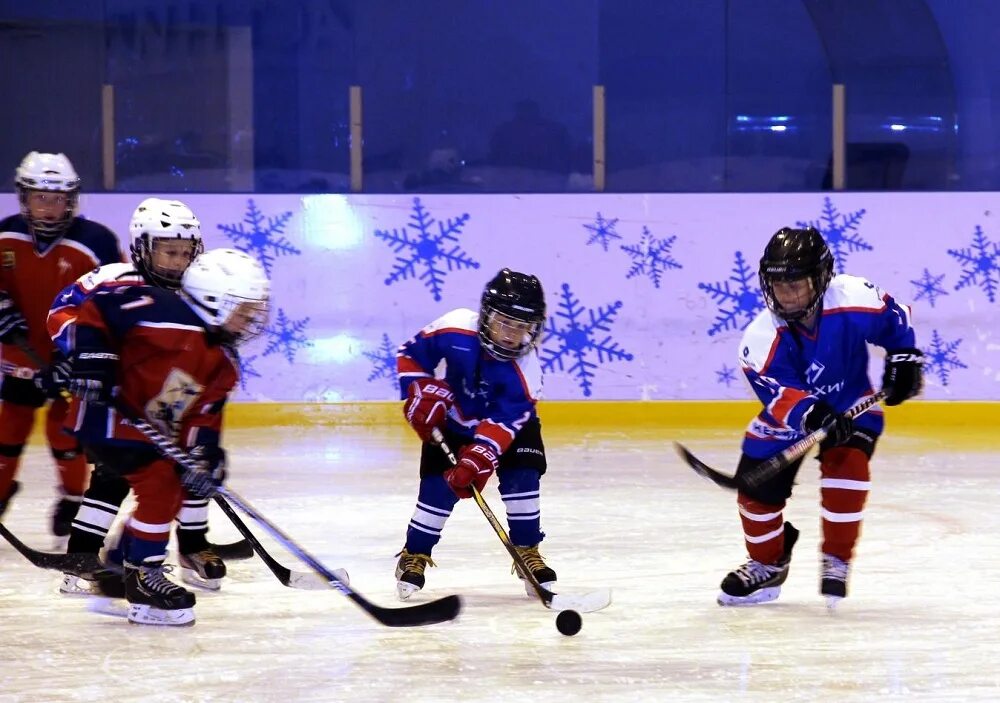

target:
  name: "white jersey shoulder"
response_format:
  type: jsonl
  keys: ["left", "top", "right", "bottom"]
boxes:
{"left": 421, "top": 308, "right": 478, "bottom": 335}
{"left": 512, "top": 348, "right": 544, "bottom": 400}
{"left": 77, "top": 262, "right": 142, "bottom": 291}
{"left": 737, "top": 309, "right": 783, "bottom": 373}
{"left": 824, "top": 274, "right": 887, "bottom": 313}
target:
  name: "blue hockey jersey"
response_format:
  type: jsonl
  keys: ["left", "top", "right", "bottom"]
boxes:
{"left": 396, "top": 308, "right": 542, "bottom": 454}
{"left": 738, "top": 274, "right": 916, "bottom": 458}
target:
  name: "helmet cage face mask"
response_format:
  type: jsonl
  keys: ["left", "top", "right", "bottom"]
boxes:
{"left": 480, "top": 309, "right": 543, "bottom": 360}
{"left": 217, "top": 297, "right": 270, "bottom": 345}
{"left": 16, "top": 151, "right": 80, "bottom": 240}
{"left": 759, "top": 228, "right": 834, "bottom": 322}
{"left": 134, "top": 235, "right": 205, "bottom": 289}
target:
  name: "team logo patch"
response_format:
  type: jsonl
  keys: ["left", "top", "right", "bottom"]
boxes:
{"left": 1, "top": 250, "right": 14, "bottom": 268}
{"left": 805, "top": 360, "right": 826, "bottom": 385}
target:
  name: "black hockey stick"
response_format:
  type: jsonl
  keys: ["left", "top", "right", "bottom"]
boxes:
{"left": 676, "top": 391, "right": 887, "bottom": 492}
{"left": 15, "top": 336, "right": 256, "bottom": 561}
{"left": 211, "top": 494, "right": 345, "bottom": 590}
{"left": 432, "top": 428, "right": 611, "bottom": 613}
{"left": 0, "top": 521, "right": 106, "bottom": 575}
{"left": 127, "top": 412, "right": 461, "bottom": 626}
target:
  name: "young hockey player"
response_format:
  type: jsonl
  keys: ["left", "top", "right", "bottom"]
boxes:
{"left": 66, "top": 248, "right": 269, "bottom": 625}
{"left": 718, "top": 226, "right": 922, "bottom": 607}
{"left": 394, "top": 268, "right": 555, "bottom": 600}
{"left": 0, "top": 151, "right": 123, "bottom": 533}
{"left": 48, "top": 197, "right": 234, "bottom": 595}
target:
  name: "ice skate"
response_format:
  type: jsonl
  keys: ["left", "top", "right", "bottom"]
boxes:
{"left": 395, "top": 549, "right": 435, "bottom": 601}
{"left": 821, "top": 553, "right": 850, "bottom": 609}
{"left": 0, "top": 481, "right": 20, "bottom": 520}
{"left": 512, "top": 544, "right": 557, "bottom": 595}
{"left": 179, "top": 548, "right": 227, "bottom": 591}
{"left": 51, "top": 495, "right": 81, "bottom": 537}
{"left": 59, "top": 565, "right": 126, "bottom": 598}
{"left": 718, "top": 522, "right": 800, "bottom": 606}
{"left": 124, "top": 557, "right": 196, "bottom": 626}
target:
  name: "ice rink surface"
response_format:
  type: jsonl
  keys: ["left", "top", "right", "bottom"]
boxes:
{"left": 0, "top": 421, "right": 997, "bottom": 703}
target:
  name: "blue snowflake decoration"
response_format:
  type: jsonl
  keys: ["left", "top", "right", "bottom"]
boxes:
{"left": 374, "top": 197, "right": 479, "bottom": 302}
{"left": 796, "top": 197, "right": 871, "bottom": 273}
{"left": 698, "top": 251, "right": 764, "bottom": 336}
{"left": 583, "top": 212, "right": 622, "bottom": 252}
{"left": 620, "top": 226, "right": 682, "bottom": 288}
{"left": 236, "top": 354, "right": 261, "bottom": 391}
{"left": 539, "top": 283, "right": 634, "bottom": 397}
{"left": 364, "top": 333, "right": 398, "bottom": 386}
{"left": 922, "top": 329, "right": 968, "bottom": 386}
{"left": 217, "top": 199, "right": 299, "bottom": 276}
{"left": 262, "top": 308, "right": 313, "bottom": 364}
{"left": 716, "top": 364, "right": 738, "bottom": 387}
{"left": 910, "top": 268, "right": 949, "bottom": 308}
{"left": 947, "top": 225, "right": 1000, "bottom": 303}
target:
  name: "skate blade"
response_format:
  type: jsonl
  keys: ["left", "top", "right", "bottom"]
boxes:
{"left": 59, "top": 573, "right": 97, "bottom": 596}
{"left": 396, "top": 582, "right": 421, "bottom": 601}
{"left": 127, "top": 604, "right": 196, "bottom": 626}
{"left": 825, "top": 595, "right": 844, "bottom": 611}
{"left": 180, "top": 567, "right": 222, "bottom": 591}
{"left": 717, "top": 586, "right": 781, "bottom": 606}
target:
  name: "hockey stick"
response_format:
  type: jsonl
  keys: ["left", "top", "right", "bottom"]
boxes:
{"left": 126, "top": 412, "right": 461, "bottom": 627}
{"left": 211, "top": 494, "right": 345, "bottom": 590}
{"left": 432, "top": 428, "right": 611, "bottom": 614}
{"left": 676, "top": 391, "right": 887, "bottom": 492}
{"left": 0, "top": 521, "right": 106, "bottom": 575}
{"left": 14, "top": 336, "right": 255, "bottom": 561}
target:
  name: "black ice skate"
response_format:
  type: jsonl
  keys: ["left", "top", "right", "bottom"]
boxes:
{"left": 124, "top": 557, "right": 196, "bottom": 626}
{"left": 718, "top": 522, "right": 800, "bottom": 606}
{"left": 51, "top": 495, "right": 82, "bottom": 538}
{"left": 821, "top": 553, "right": 850, "bottom": 608}
{"left": 395, "top": 549, "right": 435, "bottom": 601}
{"left": 0, "top": 481, "right": 20, "bottom": 520}
{"left": 179, "top": 548, "right": 227, "bottom": 591}
{"left": 512, "top": 544, "right": 557, "bottom": 596}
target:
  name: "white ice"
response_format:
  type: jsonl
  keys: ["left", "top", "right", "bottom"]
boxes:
{"left": 0, "top": 422, "right": 998, "bottom": 702}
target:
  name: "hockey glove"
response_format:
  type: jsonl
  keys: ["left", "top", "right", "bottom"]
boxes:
{"left": 882, "top": 348, "right": 923, "bottom": 406}
{"left": 444, "top": 443, "right": 499, "bottom": 499}
{"left": 0, "top": 292, "right": 28, "bottom": 345}
{"left": 68, "top": 348, "right": 120, "bottom": 403}
{"left": 403, "top": 378, "right": 455, "bottom": 442}
{"left": 802, "top": 400, "right": 853, "bottom": 446}
{"left": 33, "top": 351, "right": 72, "bottom": 399}
{"left": 181, "top": 445, "right": 227, "bottom": 500}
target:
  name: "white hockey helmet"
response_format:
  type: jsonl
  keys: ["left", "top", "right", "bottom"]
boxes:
{"left": 15, "top": 151, "right": 80, "bottom": 238}
{"left": 181, "top": 248, "right": 270, "bottom": 345}
{"left": 129, "top": 197, "right": 204, "bottom": 289}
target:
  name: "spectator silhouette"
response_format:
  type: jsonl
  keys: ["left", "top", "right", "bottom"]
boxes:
{"left": 489, "top": 99, "right": 572, "bottom": 173}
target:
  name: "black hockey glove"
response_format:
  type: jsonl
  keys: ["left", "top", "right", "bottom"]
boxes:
{"left": 68, "top": 348, "right": 120, "bottom": 403}
{"left": 0, "top": 292, "right": 28, "bottom": 344}
{"left": 802, "top": 400, "right": 853, "bottom": 446}
{"left": 33, "top": 351, "right": 72, "bottom": 399}
{"left": 882, "top": 348, "right": 923, "bottom": 406}
{"left": 181, "top": 445, "right": 227, "bottom": 499}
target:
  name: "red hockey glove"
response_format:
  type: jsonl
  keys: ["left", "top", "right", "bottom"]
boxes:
{"left": 444, "top": 443, "right": 499, "bottom": 499}
{"left": 403, "top": 378, "right": 455, "bottom": 442}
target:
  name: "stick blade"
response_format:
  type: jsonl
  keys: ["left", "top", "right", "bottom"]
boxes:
{"left": 360, "top": 594, "right": 463, "bottom": 627}
{"left": 285, "top": 568, "right": 351, "bottom": 591}
{"left": 674, "top": 442, "right": 739, "bottom": 490}
{"left": 548, "top": 588, "right": 612, "bottom": 614}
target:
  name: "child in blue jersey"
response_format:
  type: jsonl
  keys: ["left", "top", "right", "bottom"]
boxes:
{"left": 394, "top": 268, "right": 553, "bottom": 600}
{"left": 718, "top": 227, "right": 923, "bottom": 607}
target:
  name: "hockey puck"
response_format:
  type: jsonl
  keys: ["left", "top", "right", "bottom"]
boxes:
{"left": 555, "top": 609, "right": 582, "bottom": 636}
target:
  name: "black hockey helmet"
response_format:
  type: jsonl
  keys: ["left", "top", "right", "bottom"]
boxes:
{"left": 758, "top": 227, "right": 834, "bottom": 321}
{"left": 479, "top": 268, "right": 546, "bottom": 360}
